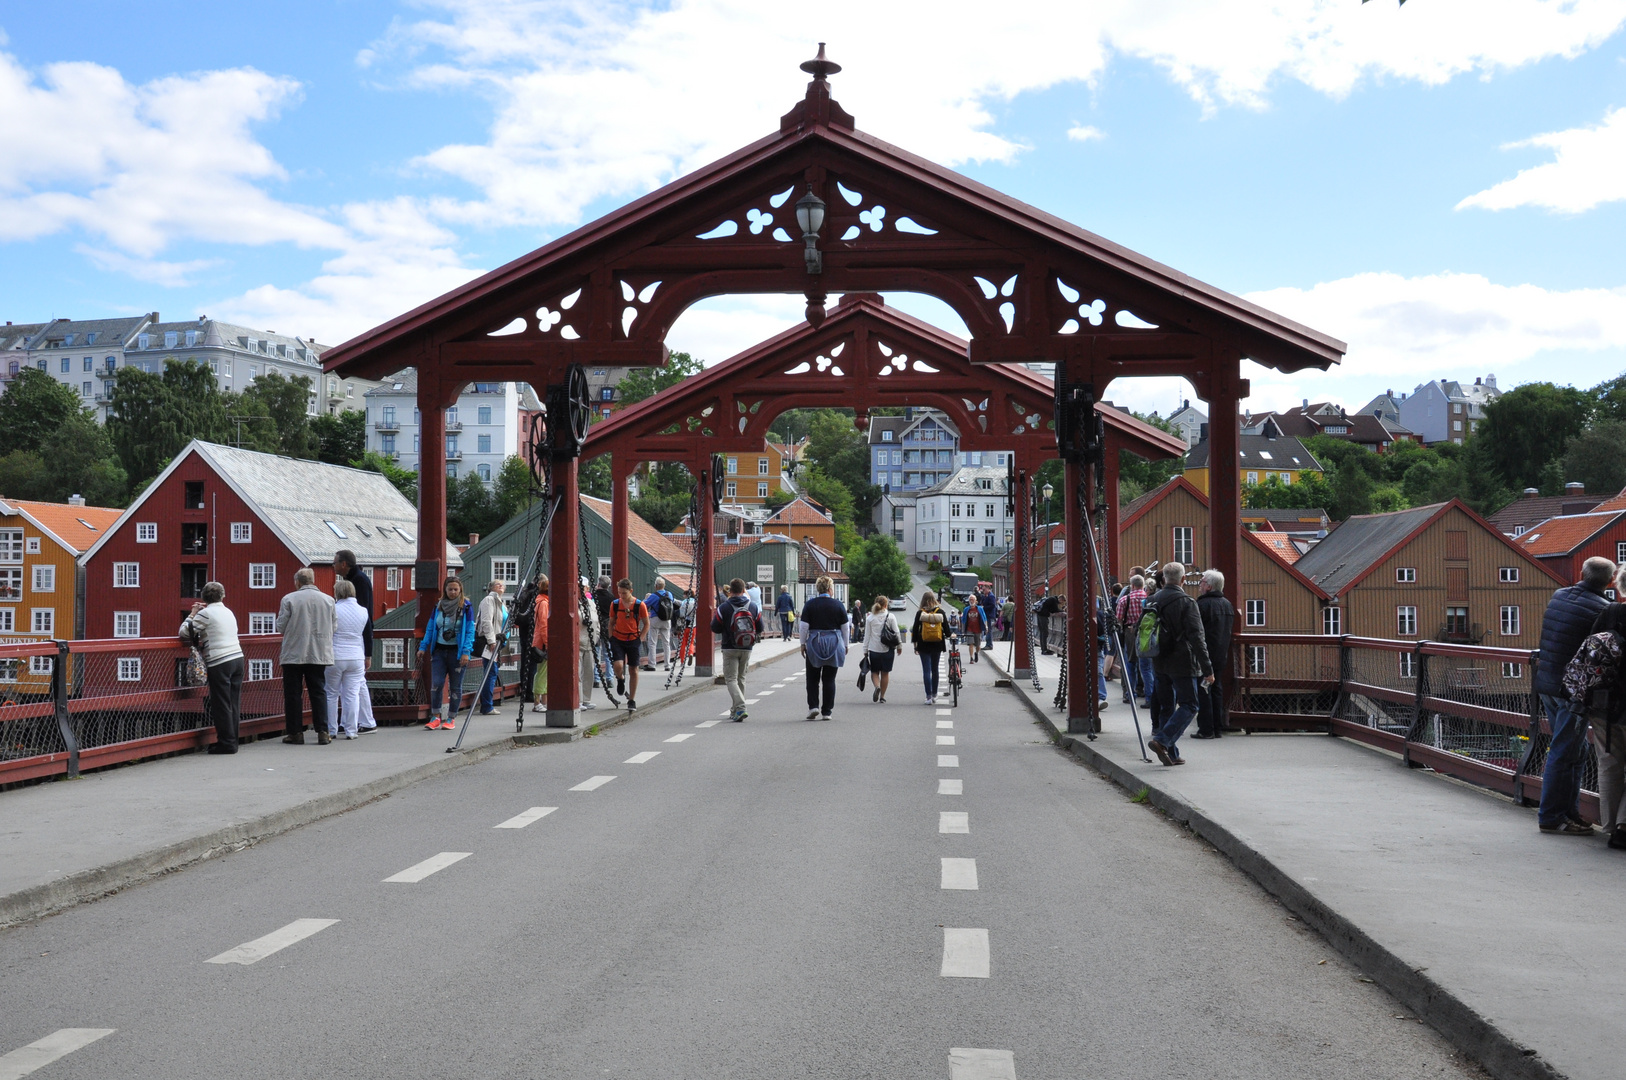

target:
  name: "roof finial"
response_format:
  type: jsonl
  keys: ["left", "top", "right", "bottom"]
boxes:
{"left": 801, "top": 43, "right": 841, "bottom": 81}
{"left": 782, "top": 43, "right": 854, "bottom": 133}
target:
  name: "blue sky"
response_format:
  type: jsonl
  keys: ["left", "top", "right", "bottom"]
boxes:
{"left": 3, "top": 1, "right": 1625, "bottom": 418}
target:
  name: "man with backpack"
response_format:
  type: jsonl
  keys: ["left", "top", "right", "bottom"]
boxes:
{"left": 1138, "top": 562, "right": 1213, "bottom": 766}
{"left": 712, "top": 577, "right": 764, "bottom": 721}
{"left": 960, "top": 598, "right": 984, "bottom": 663}
{"left": 643, "top": 577, "right": 675, "bottom": 671}
{"left": 1534, "top": 556, "right": 1614, "bottom": 835}
{"left": 610, "top": 578, "right": 650, "bottom": 711}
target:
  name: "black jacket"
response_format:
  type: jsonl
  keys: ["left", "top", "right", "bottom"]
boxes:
{"left": 800, "top": 594, "right": 849, "bottom": 632}
{"left": 1145, "top": 585, "right": 1212, "bottom": 679}
{"left": 710, "top": 595, "right": 763, "bottom": 650}
{"left": 345, "top": 566, "right": 375, "bottom": 655}
{"left": 1534, "top": 584, "right": 1611, "bottom": 697}
{"left": 1197, "top": 593, "right": 1235, "bottom": 677}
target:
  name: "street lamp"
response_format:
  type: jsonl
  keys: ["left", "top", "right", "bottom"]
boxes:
{"left": 1041, "top": 481, "right": 1055, "bottom": 604}
{"left": 796, "top": 189, "right": 826, "bottom": 274}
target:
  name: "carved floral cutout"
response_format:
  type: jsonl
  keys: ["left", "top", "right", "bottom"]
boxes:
{"left": 692, "top": 186, "right": 797, "bottom": 244}
{"left": 1054, "top": 277, "right": 1159, "bottom": 334}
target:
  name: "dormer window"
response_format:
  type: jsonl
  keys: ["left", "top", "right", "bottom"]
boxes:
{"left": 63, "top": 333, "right": 76, "bottom": 346}
{"left": 85, "top": 332, "right": 97, "bottom": 345}
{"left": 881, "top": 431, "right": 893, "bottom": 442}
{"left": 164, "top": 331, "right": 177, "bottom": 348}
{"left": 185, "top": 330, "right": 198, "bottom": 346}
{"left": 137, "top": 333, "right": 150, "bottom": 349}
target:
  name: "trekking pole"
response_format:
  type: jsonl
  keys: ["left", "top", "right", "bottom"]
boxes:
{"left": 1082, "top": 507, "right": 1150, "bottom": 761}
{"left": 447, "top": 648, "right": 495, "bottom": 753}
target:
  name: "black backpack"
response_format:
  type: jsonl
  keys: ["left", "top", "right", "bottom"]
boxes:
{"left": 656, "top": 592, "right": 674, "bottom": 622}
{"left": 728, "top": 603, "right": 758, "bottom": 649}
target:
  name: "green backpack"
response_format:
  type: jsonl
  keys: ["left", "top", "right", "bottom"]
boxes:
{"left": 1137, "top": 602, "right": 1166, "bottom": 658}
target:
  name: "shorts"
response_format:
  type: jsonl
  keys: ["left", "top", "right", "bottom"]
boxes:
{"left": 610, "top": 638, "right": 641, "bottom": 665}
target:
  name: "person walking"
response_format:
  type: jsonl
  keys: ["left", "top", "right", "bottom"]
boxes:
{"left": 979, "top": 585, "right": 998, "bottom": 650}
{"left": 1584, "top": 576, "right": 1626, "bottom": 850}
{"left": 775, "top": 584, "right": 794, "bottom": 640}
{"left": 419, "top": 576, "right": 475, "bottom": 730}
{"left": 326, "top": 579, "right": 369, "bottom": 739}
{"left": 180, "top": 581, "right": 244, "bottom": 754}
{"left": 960, "top": 598, "right": 984, "bottom": 663}
{"left": 1000, "top": 594, "right": 1015, "bottom": 642}
{"left": 276, "top": 568, "right": 335, "bottom": 744}
{"left": 912, "top": 590, "right": 949, "bottom": 705}
{"left": 1194, "top": 570, "right": 1236, "bottom": 739}
{"left": 474, "top": 579, "right": 508, "bottom": 715}
{"left": 863, "top": 595, "right": 903, "bottom": 703}
{"left": 331, "top": 550, "right": 377, "bottom": 733}
{"left": 593, "top": 575, "right": 615, "bottom": 685}
{"left": 747, "top": 580, "right": 763, "bottom": 611}
{"left": 578, "top": 576, "right": 602, "bottom": 711}
{"left": 643, "top": 577, "right": 675, "bottom": 670}
{"left": 799, "top": 576, "right": 849, "bottom": 719}
{"left": 1116, "top": 575, "right": 1152, "bottom": 706}
{"left": 609, "top": 578, "right": 649, "bottom": 711}
{"left": 1142, "top": 562, "right": 1213, "bottom": 766}
{"left": 1037, "top": 589, "right": 1061, "bottom": 654}
{"left": 1534, "top": 556, "right": 1614, "bottom": 835}
{"left": 529, "top": 575, "right": 551, "bottom": 713}
{"left": 712, "top": 577, "right": 764, "bottom": 721}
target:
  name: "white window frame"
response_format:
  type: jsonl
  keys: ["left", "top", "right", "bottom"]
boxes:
{"left": 490, "top": 557, "right": 519, "bottom": 585}
{"left": 1172, "top": 527, "right": 1193, "bottom": 565}
{"left": 0, "top": 567, "right": 18, "bottom": 603}
{"left": 1051, "top": 538, "right": 1065, "bottom": 554}
{"left": 248, "top": 659, "right": 274, "bottom": 682}
{"left": 248, "top": 613, "right": 277, "bottom": 635}
{"left": 0, "top": 528, "right": 23, "bottom": 563}
{"left": 387, "top": 567, "right": 403, "bottom": 591}
{"left": 1500, "top": 605, "right": 1520, "bottom": 637}
{"left": 114, "top": 611, "right": 140, "bottom": 638}
{"left": 117, "top": 657, "right": 142, "bottom": 682}
{"left": 382, "top": 639, "right": 406, "bottom": 669}
{"left": 758, "top": 457, "right": 770, "bottom": 475}
{"left": 231, "top": 522, "right": 253, "bottom": 543}
{"left": 0, "top": 608, "right": 13, "bottom": 632}
{"left": 1396, "top": 567, "right": 1416, "bottom": 583}
{"left": 30, "top": 608, "right": 53, "bottom": 635}
{"left": 135, "top": 522, "right": 157, "bottom": 543}
{"left": 1618, "top": 541, "right": 1626, "bottom": 564}
{"left": 113, "top": 562, "right": 140, "bottom": 588}
{"left": 25, "top": 537, "right": 40, "bottom": 554}
{"left": 1399, "top": 652, "right": 1417, "bottom": 679}
{"left": 249, "top": 563, "right": 276, "bottom": 589}
{"left": 1322, "top": 606, "right": 1342, "bottom": 635}
{"left": 1501, "top": 661, "right": 1524, "bottom": 679}
{"left": 1246, "top": 645, "right": 1267, "bottom": 675}
{"left": 726, "top": 481, "right": 737, "bottom": 498}
{"left": 758, "top": 481, "right": 769, "bottom": 498}
{"left": 0, "top": 658, "right": 17, "bottom": 683}
{"left": 32, "top": 565, "right": 54, "bottom": 592}
{"left": 1397, "top": 606, "right": 1417, "bottom": 636}
{"left": 1244, "top": 599, "right": 1266, "bottom": 627}
{"left": 30, "top": 655, "right": 53, "bottom": 675}
{"left": 1498, "top": 566, "right": 1519, "bottom": 583}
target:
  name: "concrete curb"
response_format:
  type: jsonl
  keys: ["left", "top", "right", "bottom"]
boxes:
{"left": 983, "top": 651, "right": 1564, "bottom": 1080}
{"left": 1, "top": 648, "right": 800, "bottom": 931}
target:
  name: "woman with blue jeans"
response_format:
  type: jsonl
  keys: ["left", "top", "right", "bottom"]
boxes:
{"left": 912, "top": 591, "right": 948, "bottom": 705}
{"left": 419, "top": 576, "right": 475, "bottom": 730}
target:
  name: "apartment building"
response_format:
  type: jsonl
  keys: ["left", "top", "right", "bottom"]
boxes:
{"left": 1398, "top": 376, "right": 1500, "bottom": 445}
{"left": 364, "top": 370, "right": 535, "bottom": 485}
{"left": 914, "top": 466, "right": 1014, "bottom": 569}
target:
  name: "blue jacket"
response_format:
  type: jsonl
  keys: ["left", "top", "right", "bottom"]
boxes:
{"left": 420, "top": 598, "right": 477, "bottom": 657}
{"left": 1534, "top": 584, "right": 1611, "bottom": 697}
{"left": 644, "top": 589, "right": 674, "bottom": 622}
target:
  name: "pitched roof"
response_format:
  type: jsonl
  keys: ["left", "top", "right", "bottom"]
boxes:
{"left": 1486, "top": 492, "right": 1602, "bottom": 534}
{"left": 766, "top": 498, "right": 834, "bottom": 526}
{"left": 1241, "top": 506, "right": 1330, "bottom": 524}
{"left": 1517, "top": 511, "right": 1626, "bottom": 557}
{"left": 917, "top": 465, "right": 1011, "bottom": 497}
{"left": 1293, "top": 504, "right": 1446, "bottom": 595}
{"left": 1251, "top": 532, "right": 1305, "bottom": 565}
{"left": 581, "top": 495, "right": 690, "bottom": 565}
{"left": 0, "top": 499, "right": 123, "bottom": 555}
{"left": 1120, "top": 476, "right": 1208, "bottom": 531}
{"left": 1185, "top": 433, "right": 1322, "bottom": 472}
{"left": 1591, "top": 488, "right": 1626, "bottom": 513}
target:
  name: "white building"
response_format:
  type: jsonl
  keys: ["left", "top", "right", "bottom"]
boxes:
{"left": 1165, "top": 400, "right": 1208, "bottom": 447}
{"left": 363, "top": 370, "right": 536, "bottom": 485}
{"left": 1398, "top": 376, "right": 1500, "bottom": 445}
{"left": 914, "top": 466, "right": 1015, "bottom": 568}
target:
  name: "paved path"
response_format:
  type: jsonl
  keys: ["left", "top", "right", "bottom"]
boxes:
{"left": 0, "top": 651, "right": 1483, "bottom": 1079}
{"left": 988, "top": 646, "right": 1623, "bottom": 1080}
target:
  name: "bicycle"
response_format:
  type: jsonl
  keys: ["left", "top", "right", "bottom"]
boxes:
{"left": 945, "top": 632, "right": 964, "bottom": 708}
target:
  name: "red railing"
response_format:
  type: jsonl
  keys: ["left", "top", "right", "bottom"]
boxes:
{"left": 1232, "top": 632, "right": 1598, "bottom": 822}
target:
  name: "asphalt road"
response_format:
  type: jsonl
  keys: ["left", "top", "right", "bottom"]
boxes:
{"left": 0, "top": 653, "right": 1486, "bottom": 1080}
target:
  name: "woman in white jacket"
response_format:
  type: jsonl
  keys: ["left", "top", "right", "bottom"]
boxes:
{"left": 326, "top": 579, "right": 370, "bottom": 739}
{"left": 861, "top": 596, "right": 903, "bottom": 704}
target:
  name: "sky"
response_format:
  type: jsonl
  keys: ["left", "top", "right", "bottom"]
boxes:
{"left": 3, "top": 0, "right": 1626, "bottom": 419}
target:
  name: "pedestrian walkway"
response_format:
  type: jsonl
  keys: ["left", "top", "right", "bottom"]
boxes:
{"left": 985, "top": 647, "right": 1624, "bottom": 1080}
{"left": 0, "top": 638, "right": 803, "bottom": 929}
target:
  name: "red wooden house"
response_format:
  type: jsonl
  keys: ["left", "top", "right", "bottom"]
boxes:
{"left": 79, "top": 440, "right": 461, "bottom": 645}
{"left": 1517, "top": 489, "right": 1626, "bottom": 586}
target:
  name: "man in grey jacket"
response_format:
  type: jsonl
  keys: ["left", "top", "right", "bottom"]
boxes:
{"left": 1143, "top": 562, "right": 1214, "bottom": 766}
{"left": 276, "top": 567, "right": 335, "bottom": 744}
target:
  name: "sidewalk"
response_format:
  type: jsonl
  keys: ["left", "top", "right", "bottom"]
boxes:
{"left": 986, "top": 647, "right": 1623, "bottom": 1080}
{"left": 0, "top": 638, "right": 803, "bottom": 930}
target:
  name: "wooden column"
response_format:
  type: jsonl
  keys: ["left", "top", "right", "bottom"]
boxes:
{"left": 1010, "top": 459, "right": 1034, "bottom": 681}
{"left": 1205, "top": 358, "right": 1246, "bottom": 696}
{"left": 1065, "top": 457, "right": 1093, "bottom": 734}
{"left": 611, "top": 453, "right": 633, "bottom": 584}
{"left": 545, "top": 455, "right": 581, "bottom": 727}
{"left": 415, "top": 375, "right": 450, "bottom": 717}
{"left": 1103, "top": 434, "right": 1123, "bottom": 582}
{"left": 694, "top": 458, "right": 717, "bottom": 678}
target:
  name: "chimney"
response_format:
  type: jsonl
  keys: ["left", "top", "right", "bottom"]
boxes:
{"left": 1486, "top": 374, "right": 1497, "bottom": 389}
{"left": 468, "top": 533, "right": 480, "bottom": 547}
{"left": 68, "top": 494, "right": 85, "bottom": 506}
{"left": 1523, "top": 487, "right": 1540, "bottom": 499}
{"left": 1475, "top": 376, "right": 1482, "bottom": 386}
{"left": 1302, "top": 398, "right": 1308, "bottom": 409}
{"left": 1566, "top": 482, "right": 1585, "bottom": 495}
{"left": 150, "top": 312, "right": 160, "bottom": 323}
{"left": 1199, "top": 422, "right": 1209, "bottom": 441}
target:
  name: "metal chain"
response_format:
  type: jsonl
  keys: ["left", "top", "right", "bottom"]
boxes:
{"left": 579, "top": 504, "right": 619, "bottom": 708}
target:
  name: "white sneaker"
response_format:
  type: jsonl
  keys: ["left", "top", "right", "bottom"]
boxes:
{"left": 806, "top": 708, "right": 819, "bottom": 720}
{"left": 581, "top": 701, "right": 598, "bottom": 710}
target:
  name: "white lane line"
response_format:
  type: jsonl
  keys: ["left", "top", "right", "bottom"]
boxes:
{"left": 941, "top": 857, "right": 979, "bottom": 890}
{"left": 0, "top": 1029, "right": 117, "bottom": 1080}
{"left": 936, "top": 735, "right": 956, "bottom": 745}
{"left": 949, "top": 1047, "right": 1015, "bottom": 1079}
{"left": 384, "top": 852, "right": 472, "bottom": 883}
{"left": 936, "top": 720, "right": 954, "bottom": 729}
{"left": 757, "top": 690, "right": 775, "bottom": 696}
{"left": 718, "top": 711, "right": 734, "bottom": 718}
{"left": 939, "top": 811, "right": 970, "bottom": 834}
{"left": 624, "top": 751, "right": 661, "bottom": 764}
{"left": 744, "top": 698, "right": 760, "bottom": 704}
{"left": 697, "top": 720, "right": 722, "bottom": 728}
{"left": 939, "top": 778, "right": 963, "bottom": 795}
{"left": 494, "top": 806, "right": 557, "bottom": 829}
{"left": 664, "top": 733, "right": 694, "bottom": 743}
{"left": 941, "top": 928, "right": 991, "bottom": 978}
{"left": 570, "top": 775, "right": 617, "bottom": 791}
{"left": 206, "top": 918, "right": 338, "bottom": 965}
{"left": 938, "top": 755, "right": 959, "bottom": 767}
{"left": 936, "top": 708, "right": 954, "bottom": 716}
{"left": 771, "top": 682, "right": 787, "bottom": 688}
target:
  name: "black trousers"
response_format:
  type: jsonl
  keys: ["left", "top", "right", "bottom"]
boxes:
{"left": 283, "top": 662, "right": 329, "bottom": 736}
{"left": 207, "top": 657, "right": 244, "bottom": 749}
{"left": 1196, "top": 672, "right": 1228, "bottom": 736}
{"left": 805, "top": 663, "right": 837, "bottom": 715}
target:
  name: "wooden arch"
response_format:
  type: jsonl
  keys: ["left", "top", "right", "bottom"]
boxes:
{"left": 323, "top": 49, "right": 1343, "bottom": 730}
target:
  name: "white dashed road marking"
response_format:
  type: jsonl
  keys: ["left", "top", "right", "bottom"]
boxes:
{"left": 744, "top": 698, "right": 760, "bottom": 704}
{"left": 940, "top": 857, "right": 978, "bottom": 890}
{"left": 949, "top": 1047, "right": 1015, "bottom": 1079}
{"left": 940, "top": 928, "right": 991, "bottom": 978}
{"left": 936, "top": 735, "right": 956, "bottom": 746}
{"left": 939, "top": 811, "right": 970, "bottom": 834}
{"left": 624, "top": 751, "right": 661, "bottom": 764}
{"left": 757, "top": 690, "right": 775, "bottom": 695}
{"left": 0, "top": 1029, "right": 117, "bottom": 1080}
{"left": 570, "top": 775, "right": 617, "bottom": 791}
{"left": 664, "top": 733, "right": 694, "bottom": 743}
{"left": 939, "top": 778, "right": 963, "bottom": 795}
{"left": 697, "top": 720, "right": 722, "bottom": 727}
{"left": 936, "top": 720, "right": 954, "bottom": 729}
{"left": 494, "top": 806, "right": 557, "bottom": 829}
{"left": 938, "top": 755, "right": 959, "bottom": 767}
{"left": 206, "top": 919, "right": 339, "bottom": 965}
{"left": 936, "top": 708, "right": 954, "bottom": 716}
{"left": 384, "top": 852, "right": 472, "bottom": 883}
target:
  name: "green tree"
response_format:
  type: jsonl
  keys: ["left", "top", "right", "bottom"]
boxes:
{"left": 356, "top": 450, "right": 418, "bottom": 503}
{"left": 1562, "top": 422, "right": 1626, "bottom": 498}
{"left": 494, "top": 455, "right": 538, "bottom": 522}
{"left": 578, "top": 453, "right": 611, "bottom": 499}
{"left": 802, "top": 410, "right": 879, "bottom": 524}
{"left": 107, "top": 359, "right": 231, "bottom": 488}
{"left": 0, "top": 369, "right": 85, "bottom": 456}
{"left": 311, "top": 409, "right": 367, "bottom": 466}
{"left": 1331, "top": 458, "right": 1373, "bottom": 518}
{"left": 844, "top": 533, "right": 914, "bottom": 608}
{"left": 239, "top": 372, "right": 314, "bottom": 458}
{"left": 447, "top": 472, "right": 501, "bottom": 543}
{"left": 39, "top": 412, "right": 129, "bottom": 505}
{"left": 1476, "top": 382, "right": 1593, "bottom": 492}
{"left": 616, "top": 350, "right": 704, "bottom": 408}
{"left": 0, "top": 451, "right": 52, "bottom": 501}
{"left": 800, "top": 466, "right": 855, "bottom": 525}
{"left": 763, "top": 488, "right": 795, "bottom": 511}
{"left": 629, "top": 492, "right": 690, "bottom": 533}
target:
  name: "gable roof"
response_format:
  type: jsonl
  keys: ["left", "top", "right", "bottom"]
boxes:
{"left": 1292, "top": 503, "right": 1446, "bottom": 596}
{"left": 1486, "top": 492, "right": 1603, "bottom": 534}
{"left": 580, "top": 495, "right": 690, "bottom": 565}
{"left": 1517, "top": 511, "right": 1626, "bottom": 557}
{"left": 1120, "top": 475, "right": 1208, "bottom": 531}
{"left": 1250, "top": 532, "right": 1306, "bottom": 566}
{"left": 79, "top": 440, "right": 461, "bottom": 568}
{"left": 766, "top": 497, "right": 834, "bottom": 526}
{"left": 0, "top": 499, "right": 123, "bottom": 556}
{"left": 1185, "top": 432, "right": 1322, "bottom": 472}
{"left": 1591, "top": 488, "right": 1626, "bottom": 513}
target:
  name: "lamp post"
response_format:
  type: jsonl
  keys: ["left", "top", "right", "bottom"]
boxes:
{"left": 1041, "top": 481, "right": 1055, "bottom": 594}
{"left": 796, "top": 188, "right": 827, "bottom": 325}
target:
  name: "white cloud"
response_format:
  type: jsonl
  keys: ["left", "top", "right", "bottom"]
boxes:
{"left": 1066, "top": 124, "right": 1105, "bottom": 143}
{"left": 77, "top": 246, "right": 223, "bottom": 288}
{"left": 1458, "top": 106, "right": 1626, "bottom": 213}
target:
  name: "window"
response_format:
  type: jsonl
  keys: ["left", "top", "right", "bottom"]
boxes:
{"left": 477, "top": 434, "right": 491, "bottom": 454}
{"left": 758, "top": 482, "right": 769, "bottom": 498}
{"left": 1051, "top": 538, "right": 1065, "bottom": 554}
{"left": 249, "top": 563, "right": 276, "bottom": 589}
{"left": 382, "top": 639, "right": 406, "bottom": 668}
{"left": 324, "top": 520, "right": 347, "bottom": 538}
{"left": 30, "top": 655, "right": 53, "bottom": 675}
{"left": 984, "top": 529, "right": 996, "bottom": 547}
{"left": 491, "top": 558, "right": 519, "bottom": 585}
{"left": 1452, "top": 420, "right": 1462, "bottom": 432}
{"left": 387, "top": 567, "right": 402, "bottom": 591}
{"left": 248, "top": 613, "right": 276, "bottom": 635}
{"left": 113, "top": 562, "right": 140, "bottom": 588}
{"left": 726, "top": 458, "right": 738, "bottom": 474}
{"left": 31, "top": 609, "right": 53, "bottom": 634}
{"left": 951, "top": 502, "right": 961, "bottom": 517}
{"left": 183, "top": 480, "right": 204, "bottom": 509}
{"left": 1502, "top": 662, "right": 1524, "bottom": 679}
{"left": 114, "top": 611, "right": 140, "bottom": 638}
{"left": 1247, "top": 645, "right": 1267, "bottom": 675}
{"left": 986, "top": 504, "right": 995, "bottom": 518}
{"left": 951, "top": 529, "right": 961, "bottom": 543}
{"left": 1445, "top": 606, "right": 1469, "bottom": 636}
{"left": 31, "top": 565, "right": 54, "bottom": 593}
{"left": 755, "top": 457, "right": 769, "bottom": 476}
{"left": 881, "top": 430, "right": 893, "bottom": 442}
{"left": 1172, "top": 527, "right": 1193, "bottom": 565}
{"left": 382, "top": 435, "right": 396, "bottom": 455}
{"left": 25, "top": 537, "right": 39, "bottom": 554}
{"left": 135, "top": 522, "right": 157, "bottom": 544}
{"left": 1322, "top": 606, "right": 1342, "bottom": 635}
{"left": 478, "top": 406, "right": 492, "bottom": 425}
{"left": 248, "top": 659, "right": 273, "bottom": 682}
{"left": 966, "top": 504, "right": 975, "bottom": 518}
{"left": 0, "top": 658, "right": 17, "bottom": 682}
{"left": 1500, "top": 605, "right": 1520, "bottom": 636}
{"left": 1618, "top": 541, "right": 1626, "bottom": 564}
{"left": 1396, "top": 567, "right": 1416, "bottom": 583}
{"left": 478, "top": 463, "right": 492, "bottom": 482}
{"left": 1244, "top": 599, "right": 1266, "bottom": 627}
{"left": 1399, "top": 653, "right": 1417, "bottom": 679}
{"left": 83, "top": 356, "right": 93, "bottom": 372}
{"left": 0, "top": 528, "right": 21, "bottom": 562}
{"left": 1246, "top": 471, "right": 1258, "bottom": 484}
{"left": 446, "top": 435, "right": 459, "bottom": 456}
{"left": 1499, "top": 567, "right": 1519, "bottom": 583}
{"left": 1397, "top": 606, "right": 1417, "bottom": 636}
{"left": 118, "top": 657, "right": 142, "bottom": 682}
{"left": 82, "top": 380, "right": 92, "bottom": 396}
{"left": 0, "top": 568, "right": 19, "bottom": 602}
{"left": 726, "top": 481, "right": 737, "bottom": 498}
{"left": 891, "top": 451, "right": 901, "bottom": 465}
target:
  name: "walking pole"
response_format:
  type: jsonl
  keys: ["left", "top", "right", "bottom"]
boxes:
{"left": 1082, "top": 507, "right": 1151, "bottom": 762}
{"left": 447, "top": 648, "right": 495, "bottom": 753}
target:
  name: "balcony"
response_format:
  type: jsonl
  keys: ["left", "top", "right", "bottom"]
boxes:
{"left": 445, "top": 449, "right": 463, "bottom": 461}
{"left": 444, "top": 420, "right": 463, "bottom": 433}
{"left": 374, "top": 419, "right": 400, "bottom": 433}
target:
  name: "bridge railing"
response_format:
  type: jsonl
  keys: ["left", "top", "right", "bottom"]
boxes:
{"left": 1231, "top": 633, "right": 1597, "bottom": 822}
